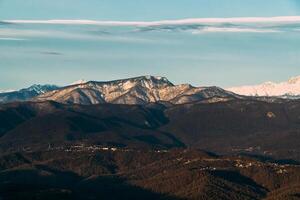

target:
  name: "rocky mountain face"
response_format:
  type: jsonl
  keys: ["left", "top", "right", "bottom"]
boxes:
{"left": 0, "top": 84, "right": 59, "bottom": 103}
{"left": 227, "top": 76, "right": 300, "bottom": 97}
{"left": 33, "top": 76, "right": 238, "bottom": 105}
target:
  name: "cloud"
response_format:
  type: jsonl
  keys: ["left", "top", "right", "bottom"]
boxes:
{"left": 3, "top": 16, "right": 299, "bottom": 34}
{"left": 192, "top": 27, "right": 281, "bottom": 34}
{"left": 0, "top": 28, "right": 156, "bottom": 43}
{"left": 87, "top": 30, "right": 111, "bottom": 35}
{"left": 3, "top": 16, "right": 300, "bottom": 26}
{"left": 0, "top": 37, "right": 27, "bottom": 41}
{"left": 0, "top": 29, "right": 65, "bottom": 38}
{"left": 0, "top": 21, "right": 12, "bottom": 25}
{"left": 136, "top": 23, "right": 283, "bottom": 34}
{"left": 40, "top": 51, "right": 63, "bottom": 56}
{"left": 1, "top": 16, "right": 298, "bottom": 42}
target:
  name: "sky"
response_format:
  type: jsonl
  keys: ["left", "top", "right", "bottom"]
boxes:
{"left": 1, "top": 0, "right": 300, "bottom": 20}
{"left": 1, "top": 0, "right": 300, "bottom": 90}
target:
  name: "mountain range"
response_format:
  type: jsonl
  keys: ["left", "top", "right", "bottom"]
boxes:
{"left": 2, "top": 98, "right": 300, "bottom": 161}
{"left": 1, "top": 75, "right": 300, "bottom": 199}
{"left": 0, "top": 84, "right": 59, "bottom": 103}
{"left": 227, "top": 76, "right": 300, "bottom": 97}
{"left": 1, "top": 94, "right": 300, "bottom": 199}
{"left": 1, "top": 75, "right": 300, "bottom": 105}
{"left": 0, "top": 76, "right": 239, "bottom": 105}
{"left": 33, "top": 76, "right": 241, "bottom": 105}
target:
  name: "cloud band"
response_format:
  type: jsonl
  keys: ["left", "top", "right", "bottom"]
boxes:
{"left": 3, "top": 16, "right": 300, "bottom": 26}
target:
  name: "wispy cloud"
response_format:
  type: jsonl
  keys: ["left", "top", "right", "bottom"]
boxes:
{"left": 192, "top": 27, "right": 281, "bottom": 34}
{"left": 0, "top": 21, "right": 12, "bottom": 25}
{"left": 0, "top": 37, "right": 27, "bottom": 41}
{"left": 40, "top": 51, "right": 63, "bottom": 56}
{"left": 0, "top": 29, "right": 64, "bottom": 38}
{"left": 4, "top": 16, "right": 300, "bottom": 26}
{"left": 3, "top": 16, "right": 299, "bottom": 34}
{"left": 0, "top": 28, "right": 155, "bottom": 43}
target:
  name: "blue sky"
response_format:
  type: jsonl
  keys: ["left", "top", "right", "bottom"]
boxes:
{"left": 1, "top": 0, "right": 300, "bottom": 20}
{"left": 0, "top": 0, "right": 300, "bottom": 90}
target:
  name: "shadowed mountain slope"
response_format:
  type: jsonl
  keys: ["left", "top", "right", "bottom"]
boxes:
{"left": 1, "top": 149, "right": 300, "bottom": 200}
{"left": 1, "top": 99, "right": 300, "bottom": 161}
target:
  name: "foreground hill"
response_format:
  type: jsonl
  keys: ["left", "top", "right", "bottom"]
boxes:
{"left": 0, "top": 101, "right": 184, "bottom": 151}
{"left": 0, "top": 149, "right": 300, "bottom": 200}
{"left": 1, "top": 99, "right": 300, "bottom": 161}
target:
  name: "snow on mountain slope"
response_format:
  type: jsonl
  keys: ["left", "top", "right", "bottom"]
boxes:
{"left": 71, "top": 79, "right": 88, "bottom": 85}
{"left": 35, "top": 76, "right": 173, "bottom": 104}
{"left": 34, "top": 76, "right": 237, "bottom": 105}
{"left": 0, "top": 89, "right": 15, "bottom": 93}
{"left": 27, "top": 84, "right": 58, "bottom": 94}
{"left": 0, "top": 84, "right": 59, "bottom": 103}
{"left": 227, "top": 76, "right": 300, "bottom": 97}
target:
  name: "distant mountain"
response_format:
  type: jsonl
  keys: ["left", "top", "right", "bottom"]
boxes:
{"left": 0, "top": 84, "right": 60, "bottom": 103}
{"left": 0, "top": 89, "right": 16, "bottom": 93}
{"left": 227, "top": 76, "right": 300, "bottom": 97}
{"left": 3, "top": 76, "right": 300, "bottom": 199}
{"left": 70, "top": 79, "right": 88, "bottom": 85}
{"left": 4, "top": 75, "right": 300, "bottom": 105}
{"left": 34, "top": 76, "right": 238, "bottom": 105}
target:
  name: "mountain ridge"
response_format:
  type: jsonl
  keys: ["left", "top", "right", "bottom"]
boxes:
{"left": 227, "top": 75, "right": 300, "bottom": 97}
{"left": 3, "top": 75, "right": 300, "bottom": 105}
{"left": 1, "top": 98, "right": 300, "bottom": 161}
{"left": 1, "top": 76, "right": 300, "bottom": 199}
{"left": 0, "top": 84, "right": 60, "bottom": 103}
{"left": 33, "top": 76, "right": 238, "bottom": 105}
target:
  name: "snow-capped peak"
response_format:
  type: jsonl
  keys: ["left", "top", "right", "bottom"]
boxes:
{"left": 26, "top": 84, "right": 59, "bottom": 94}
{"left": 33, "top": 75, "right": 236, "bottom": 105}
{"left": 227, "top": 75, "right": 300, "bottom": 97}
{"left": 144, "top": 75, "right": 167, "bottom": 81}
{"left": 71, "top": 79, "right": 88, "bottom": 85}
{"left": 152, "top": 76, "right": 170, "bottom": 83}
{"left": 287, "top": 76, "right": 300, "bottom": 84}
{"left": 0, "top": 89, "right": 16, "bottom": 93}
{"left": 28, "top": 84, "right": 47, "bottom": 93}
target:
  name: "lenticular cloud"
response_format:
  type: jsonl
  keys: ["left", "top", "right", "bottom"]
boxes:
{"left": 4, "top": 16, "right": 300, "bottom": 26}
